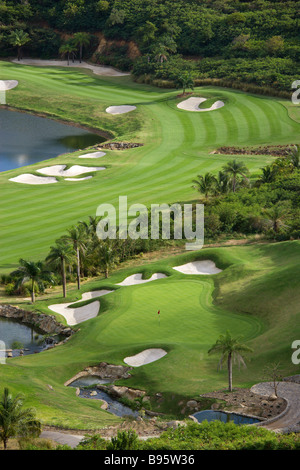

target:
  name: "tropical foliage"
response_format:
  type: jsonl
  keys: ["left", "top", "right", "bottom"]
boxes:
{"left": 0, "top": 1, "right": 299, "bottom": 92}
{"left": 0, "top": 388, "right": 41, "bottom": 450}
{"left": 208, "top": 330, "right": 253, "bottom": 391}
{"left": 192, "top": 149, "right": 300, "bottom": 242}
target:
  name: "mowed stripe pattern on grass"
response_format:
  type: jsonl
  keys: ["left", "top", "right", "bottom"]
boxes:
{"left": 0, "top": 62, "right": 299, "bottom": 270}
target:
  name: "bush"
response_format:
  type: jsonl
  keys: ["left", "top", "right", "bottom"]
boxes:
{"left": 106, "top": 430, "right": 139, "bottom": 450}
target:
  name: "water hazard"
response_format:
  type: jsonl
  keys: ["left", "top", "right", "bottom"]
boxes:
{"left": 0, "top": 108, "right": 105, "bottom": 172}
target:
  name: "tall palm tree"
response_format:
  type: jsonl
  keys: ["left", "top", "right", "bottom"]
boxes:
{"left": 192, "top": 172, "right": 217, "bottom": 200}
{"left": 46, "top": 241, "right": 75, "bottom": 298}
{"left": 73, "top": 32, "right": 90, "bottom": 63}
{"left": 79, "top": 215, "right": 100, "bottom": 238}
{"left": 0, "top": 388, "right": 41, "bottom": 450}
{"left": 9, "top": 29, "right": 30, "bottom": 61}
{"left": 62, "top": 226, "right": 86, "bottom": 290}
{"left": 208, "top": 330, "right": 253, "bottom": 392}
{"left": 222, "top": 159, "right": 249, "bottom": 192}
{"left": 11, "top": 259, "right": 54, "bottom": 303}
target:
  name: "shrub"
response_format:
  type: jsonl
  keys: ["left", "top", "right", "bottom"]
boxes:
{"left": 106, "top": 430, "right": 139, "bottom": 450}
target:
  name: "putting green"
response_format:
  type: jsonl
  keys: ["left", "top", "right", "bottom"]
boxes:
{"left": 0, "top": 60, "right": 299, "bottom": 272}
{"left": 1, "top": 241, "right": 299, "bottom": 426}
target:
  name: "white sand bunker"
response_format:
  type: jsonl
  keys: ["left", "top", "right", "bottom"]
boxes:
{"left": 9, "top": 174, "right": 58, "bottom": 185}
{"left": 0, "top": 80, "right": 18, "bottom": 91}
{"left": 37, "top": 164, "right": 105, "bottom": 177}
{"left": 48, "top": 289, "right": 113, "bottom": 325}
{"left": 117, "top": 273, "right": 167, "bottom": 286}
{"left": 106, "top": 105, "right": 136, "bottom": 115}
{"left": 173, "top": 260, "right": 222, "bottom": 275}
{"left": 78, "top": 151, "right": 106, "bottom": 159}
{"left": 177, "top": 97, "right": 224, "bottom": 112}
{"left": 124, "top": 348, "right": 167, "bottom": 367}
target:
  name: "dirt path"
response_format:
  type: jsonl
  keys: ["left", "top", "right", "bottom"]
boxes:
{"left": 11, "top": 59, "right": 129, "bottom": 77}
{"left": 251, "top": 381, "right": 300, "bottom": 433}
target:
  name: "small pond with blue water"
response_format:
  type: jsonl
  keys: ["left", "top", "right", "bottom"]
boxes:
{"left": 193, "top": 409, "right": 261, "bottom": 425}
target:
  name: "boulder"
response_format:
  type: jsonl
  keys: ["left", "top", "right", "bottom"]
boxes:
{"left": 186, "top": 400, "right": 198, "bottom": 409}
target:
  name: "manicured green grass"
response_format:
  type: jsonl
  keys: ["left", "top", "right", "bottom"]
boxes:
{"left": 1, "top": 242, "right": 299, "bottom": 425}
{"left": 0, "top": 60, "right": 300, "bottom": 272}
{"left": 1, "top": 61, "right": 300, "bottom": 427}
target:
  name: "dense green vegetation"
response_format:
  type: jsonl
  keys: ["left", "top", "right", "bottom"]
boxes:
{"left": 75, "top": 423, "right": 300, "bottom": 450}
{"left": 193, "top": 150, "right": 300, "bottom": 242}
{"left": 0, "top": 0, "right": 299, "bottom": 93}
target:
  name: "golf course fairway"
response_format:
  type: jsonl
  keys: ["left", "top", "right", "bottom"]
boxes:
{"left": 1, "top": 60, "right": 300, "bottom": 428}
{"left": 1, "top": 60, "right": 300, "bottom": 272}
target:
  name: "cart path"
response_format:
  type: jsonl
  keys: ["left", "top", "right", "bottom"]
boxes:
{"left": 251, "top": 381, "right": 300, "bottom": 433}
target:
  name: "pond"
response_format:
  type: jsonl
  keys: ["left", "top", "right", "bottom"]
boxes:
{"left": 0, "top": 108, "right": 105, "bottom": 172}
{"left": 193, "top": 409, "right": 261, "bottom": 426}
{"left": 0, "top": 317, "right": 45, "bottom": 356}
{"left": 69, "top": 376, "right": 140, "bottom": 418}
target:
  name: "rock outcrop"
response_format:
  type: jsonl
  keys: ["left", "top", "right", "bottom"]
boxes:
{"left": 0, "top": 304, "right": 73, "bottom": 338}
{"left": 215, "top": 145, "right": 294, "bottom": 157}
{"left": 97, "top": 383, "right": 150, "bottom": 402}
{"left": 64, "top": 362, "right": 132, "bottom": 386}
{"left": 96, "top": 142, "right": 143, "bottom": 151}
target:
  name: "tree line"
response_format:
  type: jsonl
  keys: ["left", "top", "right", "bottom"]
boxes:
{"left": 192, "top": 145, "right": 300, "bottom": 242}
{"left": 0, "top": 1, "right": 299, "bottom": 94}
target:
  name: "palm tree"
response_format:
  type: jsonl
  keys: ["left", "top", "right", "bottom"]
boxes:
{"left": 11, "top": 259, "right": 54, "bottom": 303}
{"left": 73, "top": 32, "right": 90, "bottom": 63}
{"left": 288, "top": 144, "right": 300, "bottom": 170}
{"left": 256, "top": 165, "right": 278, "bottom": 185}
{"left": 0, "top": 388, "right": 41, "bottom": 450}
{"left": 9, "top": 29, "right": 30, "bottom": 61}
{"left": 153, "top": 35, "right": 177, "bottom": 63}
{"left": 208, "top": 330, "right": 253, "bottom": 392}
{"left": 263, "top": 201, "right": 290, "bottom": 233}
{"left": 79, "top": 215, "right": 100, "bottom": 238}
{"left": 46, "top": 240, "right": 75, "bottom": 298}
{"left": 98, "top": 242, "right": 119, "bottom": 278}
{"left": 213, "top": 171, "right": 231, "bottom": 195}
{"left": 222, "top": 159, "right": 249, "bottom": 192}
{"left": 59, "top": 42, "right": 77, "bottom": 65}
{"left": 62, "top": 226, "right": 86, "bottom": 290}
{"left": 192, "top": 172, "right": 217, "bottom": 200}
